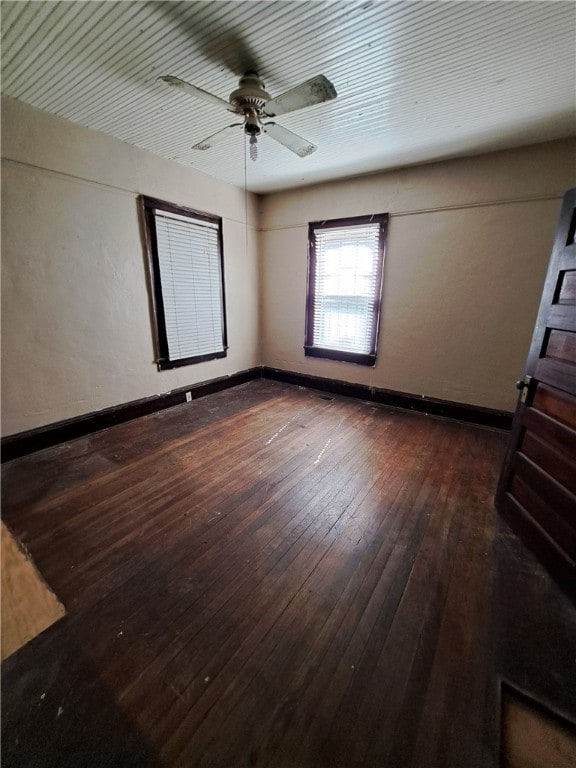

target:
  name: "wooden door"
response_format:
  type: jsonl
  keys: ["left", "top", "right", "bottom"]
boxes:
{"left": 496, "top": 188, "right": 576, "bottom": 595}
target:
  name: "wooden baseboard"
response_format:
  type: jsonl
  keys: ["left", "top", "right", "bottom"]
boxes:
{"left": 1, "top": 367, "right": 261, "bottom": 463}
{"left": 261, "top": 367, "right": 514, "bottom": 430}
{"left": 2, "top": 365, "right": 513, "bottom": 463}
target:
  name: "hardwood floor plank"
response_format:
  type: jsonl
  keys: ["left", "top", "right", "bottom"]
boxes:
{"left": 308, "top": 425, "right": 466, "bottom": 768}
{"left": 407, "top": 438, "right": 500, "bottom": 768}
{"left": 71, "top": 398, "right": 373, "bottom": 652}
{"left": 164, "top": 439, "right": 404, "bottom": 763}
{"left": 142, "top": 408, "right": 383, "bottom": 760}
{"left": 4, "top": 381, "right": 572, "bottom": 768}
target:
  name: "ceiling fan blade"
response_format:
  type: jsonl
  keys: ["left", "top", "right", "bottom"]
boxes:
{"left": 263, "top": 75, "right": 337, "bottom": 117}
{"left": 263, "top": 122, "right": 316, "bottom": 157}
{"left": 192, "top": 124, "right": 243, "bottom": 150}
{"left": 159, "top": 75, "right": 231, "bottom": 111}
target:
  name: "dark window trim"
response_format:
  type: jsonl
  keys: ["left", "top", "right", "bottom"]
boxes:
{"left": 305, "top": 213, "right": 388, "bottom": 366}
{"left": 139, "top": 195, "right": 228, "bottom": 371}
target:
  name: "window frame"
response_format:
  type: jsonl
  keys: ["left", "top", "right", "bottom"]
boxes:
{"left": 140, "top": 195, "right": 228, "bottom": 371}
{"left": 304, "top": 213, "right": 388, "bottom": 367}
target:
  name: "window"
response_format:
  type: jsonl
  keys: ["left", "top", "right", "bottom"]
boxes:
{"left": 305, "top": 214, "right": 388, "bottom": 366}
{"left": 141, "top": 196, "right": 227, "bottom": 370}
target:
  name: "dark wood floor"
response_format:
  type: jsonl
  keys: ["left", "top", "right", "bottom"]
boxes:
{"left": 2, "top": 380, "right": 575, "bottom": 768}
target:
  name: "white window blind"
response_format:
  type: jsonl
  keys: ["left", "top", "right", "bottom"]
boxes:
{"left": 154, "top": 209, "right": 226, "bottom": 362}
{"left": 311, "top": 222, "right": 383, "bottom": 355}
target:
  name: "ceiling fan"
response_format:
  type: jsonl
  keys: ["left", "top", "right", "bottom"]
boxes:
{"left": 159, "top": 71, "right": 337, "bottom": 160}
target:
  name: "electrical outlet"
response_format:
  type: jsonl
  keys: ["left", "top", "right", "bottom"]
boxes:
{"left": 185, "top": 391, "right": 192, "bottom": 403}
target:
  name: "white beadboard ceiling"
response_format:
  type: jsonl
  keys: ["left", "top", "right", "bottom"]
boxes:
{"left": 1, "top": 0, "right": 575, "bottom": 194}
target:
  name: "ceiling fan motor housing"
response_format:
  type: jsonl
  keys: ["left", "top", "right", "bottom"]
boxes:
{"left": 229, "top": 72, "right": 271, "bottom": 115}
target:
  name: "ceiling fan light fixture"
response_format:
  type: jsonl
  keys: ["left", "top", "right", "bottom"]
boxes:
{"left": 249, "top": 134, "right": 258, "bottom": 162}
{"left": 244, "top": 109, "right": 261, "bottom": 161}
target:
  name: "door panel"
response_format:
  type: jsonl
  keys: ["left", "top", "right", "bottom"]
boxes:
{"left": 496, "top": 188, "right": 576, "bottom": 596}
{"left": 545, "top": 329, "right": 576, "bottom": 364}
{"left": 532, "top": 383, "right": 576, "bottom": 428}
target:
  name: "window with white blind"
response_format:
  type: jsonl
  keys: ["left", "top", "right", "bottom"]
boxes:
{"left": 305, "top": 214, "right": 388, "bottom": 366}
{"left": 141, "top": 196, "right": 227, "bottom": 370}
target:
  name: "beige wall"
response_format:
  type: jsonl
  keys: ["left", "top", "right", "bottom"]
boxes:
{"left": 1, "top": 97, "right": 260, "bottom": 436}
{"left": 260, "top": 140, "right": 576, "bottom": 411}
{"left": 2, "top": 95, "right": 575, "bottom": 436}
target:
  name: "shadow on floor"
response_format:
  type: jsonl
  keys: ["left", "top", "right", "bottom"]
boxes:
{"left": 2, "top": 618, "right": 162, "bottom": 768}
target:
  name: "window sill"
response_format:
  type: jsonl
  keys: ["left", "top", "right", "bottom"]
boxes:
{"left": 304, "top": 346, "right": 376, "bottom": 367}
{"left": 157, "top": 349, "right": 227, "bottom": 370}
